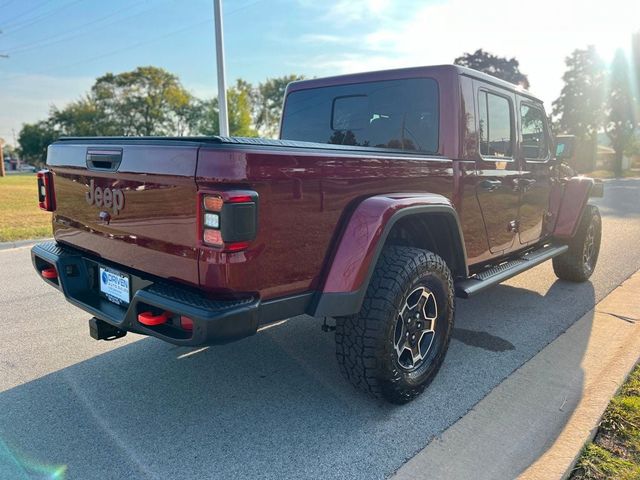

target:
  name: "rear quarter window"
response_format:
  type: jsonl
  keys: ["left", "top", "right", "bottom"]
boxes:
{"left": 281, "top": 78, "right": 439, "bottom": 154}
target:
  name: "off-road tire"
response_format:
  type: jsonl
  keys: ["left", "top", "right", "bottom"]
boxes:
{"left": 335, "top": 246, "right": 455, "bottom": 404}
{"left": 553, "top": 204, "right": 602, "bottom": 282}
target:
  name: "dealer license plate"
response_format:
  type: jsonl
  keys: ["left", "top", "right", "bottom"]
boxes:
{"left": 99, "top": 266, "right": 130, "bottom": 306}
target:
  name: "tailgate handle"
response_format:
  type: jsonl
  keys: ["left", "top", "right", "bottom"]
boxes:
{"left": 86, "top": 149, "right": 122, "bottom": 171}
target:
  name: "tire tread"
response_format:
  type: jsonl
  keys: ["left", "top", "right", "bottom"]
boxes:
{"left": 335, "top": 246, "right": 454, "bottom": 403}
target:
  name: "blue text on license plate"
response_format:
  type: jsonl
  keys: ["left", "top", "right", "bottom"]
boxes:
{"left": 99, "top": 267, "right": 130, "bottom": 305}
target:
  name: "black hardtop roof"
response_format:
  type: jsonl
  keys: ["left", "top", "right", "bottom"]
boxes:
{"left": 288, "top": 64, "right": 543, "bottom": 103}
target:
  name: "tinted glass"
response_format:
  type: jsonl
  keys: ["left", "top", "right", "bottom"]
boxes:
{"left": 478, "top": 91, "right": 513, "bottom": 158}
{"left": 478, "top": 91, "right": 489, "bottom": 155}
{"left": 487, "top": 93, "right": 513, "bottom": 157}
{"left": 520, "top": 104, "right": 548, "bottom": 159}
{"left": 281, "top": 78, "right": 439, "bottom": 153}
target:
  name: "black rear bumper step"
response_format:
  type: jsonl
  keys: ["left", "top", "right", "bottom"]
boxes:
{"left": 31, "top": 241, "right": 261, "bottom": 346}
{"left": 455, "top": 244, "right": 569, "bottom": 298}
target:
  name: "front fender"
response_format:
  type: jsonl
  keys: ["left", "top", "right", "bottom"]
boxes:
{"left": 312, "top": 193, "right": 466, "bottom": 317}
{"left": 551, "top": 176, "right": 599, "bottom": 240}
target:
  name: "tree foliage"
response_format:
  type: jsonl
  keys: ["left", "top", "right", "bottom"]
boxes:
{"left": 454, "top": 49, "right": 530, "bottom": 89}
{"left": 634, "top": 32, "right": 640, "bottom": 100}
{"left": 552, "top": 47, "right": 606, "bottom": 140}
{"left": 606, "top": 49, "right": 637, "bottom": 176}
{"left": 256, "top": 74, "right": 305, "bottom": 138}
{"left": 17, "top": 121, "right": 58, "bottom": 166}
{"left": 17, "top": 67, "right": 303, "bottom": 159}
{"left": 551, "top": 46, "right": 607, "bottom": 171}
{"left": 91, "top": 66, "right": 193, "bottom": 136}
{"left": 190, "top": 79, "right": 258, "bottom": 137}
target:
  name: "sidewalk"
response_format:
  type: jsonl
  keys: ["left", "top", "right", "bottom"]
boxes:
{"left": 0, "top": 237, "right": 52, "bottom": 251}
{"left": 393, "top": 270, "right": 640, "bottom": 480}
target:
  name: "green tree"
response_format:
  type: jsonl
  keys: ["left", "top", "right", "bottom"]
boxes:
{"left": 91, "top": 66, "right": 193, "bottom": 136}
{"left": 17, "top": 121, "right": 58, "bottom": 166}
{"left": 49, "top": 97, "right": 106, "bottom": 136}
{"left": 607, "top": 49, "right": 637, "bottom": 176}
{"left": 454, "top": 49, "right": 529, "bottom": 88}
{"left": 552, "top": 46, "right": 606, "bottom": 171}
{"left": 633, "top": 32, "right": 640, "bottom": 100}
{"left": 256, "top": 74, "right": 305, "bottom": 138}
{"left": 192, "top": 79, "right": 258, "bottom": 137}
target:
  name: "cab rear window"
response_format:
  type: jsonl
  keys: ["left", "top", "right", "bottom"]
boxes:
{"left": 281, "top": 78, "right": 439, "bottom": 154}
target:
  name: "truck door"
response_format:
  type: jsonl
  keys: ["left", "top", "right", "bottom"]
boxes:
{"left": 517, "top": 99, "right": 553, "bottom": 245}
{"left": 475, "top": 87, "right": 521, "bottom": 254}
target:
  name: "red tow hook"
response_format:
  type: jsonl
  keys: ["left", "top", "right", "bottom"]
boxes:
{"left": 138, "top": 311, "right": 171, "bottom": 326}
{"left": 41, "top": 267, "right": 58, "bottom": 279}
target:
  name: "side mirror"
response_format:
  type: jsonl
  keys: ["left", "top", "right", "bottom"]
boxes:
{"left": 554, "top": 135, "right": 575, "bottom": 161}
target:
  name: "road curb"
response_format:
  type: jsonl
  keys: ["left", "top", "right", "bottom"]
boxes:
{"left": 0, "top": 238, "right": 52, "bottom": 251}
{"left": 393, "top": 270, "right": 640, "bottom": 480}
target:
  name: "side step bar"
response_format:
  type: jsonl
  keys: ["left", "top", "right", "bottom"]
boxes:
{"left": 455, "top": 244, "right": 569, "bottom": 298}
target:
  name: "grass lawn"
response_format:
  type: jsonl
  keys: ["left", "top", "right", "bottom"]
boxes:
{"left": 586, "top": 169, "right": 640, "bottom": 179}
{"left": 571, "top": 364, "right": 640, "bottom": 479}
{"left": 0, "top": 174, "right": 52, "bottom": 242}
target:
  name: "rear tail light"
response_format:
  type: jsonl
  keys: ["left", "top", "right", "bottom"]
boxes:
{"left": 200, "top": 191, "right": 258, "bottom": 252}
{"left": 203, "top": 228, "right": 223, "bottom": 246}
{"left": 36, "top": 170, "right": 56, "bottom": 212}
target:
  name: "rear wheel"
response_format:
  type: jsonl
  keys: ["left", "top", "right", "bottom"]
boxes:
{"left": 553, "top": 204, "right": 602, "bottom": 282}
{"left": 335, "top": 246, "right": 455, "bottom": 404}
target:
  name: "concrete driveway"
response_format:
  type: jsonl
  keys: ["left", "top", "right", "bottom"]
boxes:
{"left": 1, "top": 179, "right": 639, "bottom": 479}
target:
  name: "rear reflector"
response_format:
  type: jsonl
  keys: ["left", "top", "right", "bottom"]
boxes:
{"left": 138, "top": 311, "right": 170, "bottom": 326}
{"left": 223, "top": 241, "right": 251, "bottom": 252}
{"left": 41, "top": 267, "right": 58, "bottom": 279}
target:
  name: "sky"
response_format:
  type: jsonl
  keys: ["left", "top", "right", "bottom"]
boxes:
{"left": 0, "top": 0, "right": 638, "bottom": 147}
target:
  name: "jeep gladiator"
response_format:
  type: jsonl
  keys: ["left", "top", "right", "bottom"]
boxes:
{"left": 32, "top": 65, "right": 602, "bottom": 403}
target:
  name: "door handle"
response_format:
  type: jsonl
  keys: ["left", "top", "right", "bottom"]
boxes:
{"left": 479, "top": 180, "right": 501, "bottom": 192}
{"left": 513, "top": 178, "right": 536, "bottom": 192}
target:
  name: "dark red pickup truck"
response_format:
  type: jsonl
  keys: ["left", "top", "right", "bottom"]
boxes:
{"left": 33, "top": 65, "right": 602, "bottom": 403}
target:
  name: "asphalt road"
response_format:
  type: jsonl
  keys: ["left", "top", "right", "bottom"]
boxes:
{"left": 1, "top": 179, "right": 639, "bottom": 480}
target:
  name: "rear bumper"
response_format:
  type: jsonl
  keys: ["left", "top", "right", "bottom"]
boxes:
{"left": 31, "top": 241, "right": 260, "bottom": 346}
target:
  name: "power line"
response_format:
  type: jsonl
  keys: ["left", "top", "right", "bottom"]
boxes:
{"left": 0, "top": 0, "right": 19, "bottom": 10}
{"left": 2, "top": 0, "right": 266, "bottom": 80}
{"left": 4, "top": 0, "right": 152, "bottom": 54}
{"left": 1, "top": 0, "right": 85, "bottom": 36}
{"left": 2, "top": 17, "right": 211, "bottom": 81}
{"left": 0, "top": 0, "right": 55, "bottom": 28}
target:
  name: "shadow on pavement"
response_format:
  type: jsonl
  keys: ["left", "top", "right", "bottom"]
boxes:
{"left": 0, "top": 279, "right": 596, "bottom": 480}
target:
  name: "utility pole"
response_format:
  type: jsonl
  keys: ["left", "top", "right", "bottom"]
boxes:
{"left": 0, "top": 138, "right": 5, "bottom": 177}
{"left": 213, "top": 0, "right": 229, "bottom": 137}
{"left": 12, "top": 129, "right": 19, "bottom": 169}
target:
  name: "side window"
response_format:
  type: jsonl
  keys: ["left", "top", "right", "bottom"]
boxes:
{"left": 478, "top": 91, "right": 488, "bottom": 155}
{"left": 520, "top": 104, "right": 549, "bottom": 160}
{"left": 478, "top": 90, "right": 514, "bottom": 158}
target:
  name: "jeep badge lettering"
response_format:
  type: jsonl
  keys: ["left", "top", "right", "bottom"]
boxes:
{"left": 86, "top": 179, "right": 124, "bottom": 215}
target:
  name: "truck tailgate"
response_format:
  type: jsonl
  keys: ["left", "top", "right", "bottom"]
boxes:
{"left": 47, "top": 141, "right": 200, "bottom": 287}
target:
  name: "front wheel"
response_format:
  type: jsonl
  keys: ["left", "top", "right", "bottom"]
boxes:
{"left": 335, "top": 246, "right": 455, "bottom": 404}
{"left": 553, "top": 204, "right": 602, "bottom": 282}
